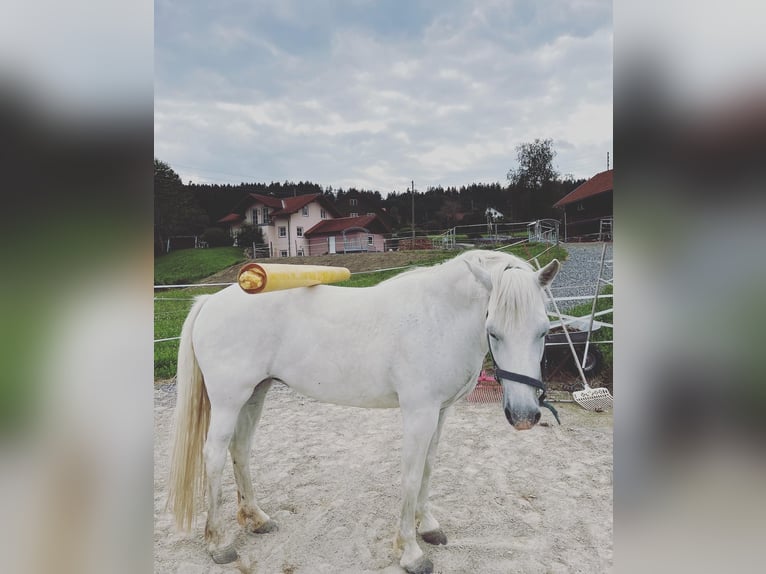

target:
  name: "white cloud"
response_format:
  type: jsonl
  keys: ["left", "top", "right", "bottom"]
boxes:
{"left": 155, "top": 0, "right": 612, "bottom": 190}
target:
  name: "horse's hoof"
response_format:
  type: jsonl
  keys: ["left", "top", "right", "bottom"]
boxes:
{"left": 251, "top": 519, "right": 278, "bottom": 534}
{"left": 210, "top": 544, "right": 238, "bottom": 564}
{"left": 420, "top": 528, "right": 447, "bottom": 545}
{"left": 404, "top": 556, "right": 434, "bottom": 574}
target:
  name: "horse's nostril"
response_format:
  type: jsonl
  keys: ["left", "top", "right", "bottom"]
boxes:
{"left": 534, "top": 411, "right": 541, "bottom": 424}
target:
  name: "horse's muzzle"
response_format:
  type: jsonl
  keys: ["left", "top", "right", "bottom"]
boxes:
{"left": 504, "top": 406, "right": 541, "bottom": 430}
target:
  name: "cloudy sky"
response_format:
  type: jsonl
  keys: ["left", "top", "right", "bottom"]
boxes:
{"left": 155, "top": 1, "right": 612, "bottom": 193}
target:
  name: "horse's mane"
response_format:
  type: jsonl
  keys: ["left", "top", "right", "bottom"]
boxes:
{"left": 485, "top": 255, "right": 545, "bottom": 329}
{"left": 394, "top": 250, "right": 541, "bottom": 328}
{"left": 380, "top": 251, "right": 542, "bottom": 328}
{"left": 380, "top": 250, "right": 533, "bottom": 281}
{"left": 457, "top": 249, "right": 531, "bottom": 272}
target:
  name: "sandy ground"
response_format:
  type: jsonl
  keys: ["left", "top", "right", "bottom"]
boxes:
{"left": 154, "top": 383, "right": 612, "bottom": 574}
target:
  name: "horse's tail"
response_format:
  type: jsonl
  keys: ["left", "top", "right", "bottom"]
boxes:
{"left": 167, "top": 295, "right": 211, "bottom": 531}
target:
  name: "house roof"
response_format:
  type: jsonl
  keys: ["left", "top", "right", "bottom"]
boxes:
{"left": 304, "top": 214, "right": 391, "bottom": 236}
{"left": 239, "top": 193, "right": 342, "bottom": 218}
{"left": 217, "top": 213, "right": 244, "bottom": 224}
{"left": 553, "top": 169, "right": 613, "bottom": 208}
{"left": 271, "top": 194, "right": 321, "bottom": 216}
{"left": 246, "top": 193, "right": 283, "bottom": 209}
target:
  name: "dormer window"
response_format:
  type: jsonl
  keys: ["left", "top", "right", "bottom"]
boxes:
{"left": 302, "top": 206, "right": 309, "bottom": 216}
{"left": 350, "top": 198, "right": 358, "bottom": 206}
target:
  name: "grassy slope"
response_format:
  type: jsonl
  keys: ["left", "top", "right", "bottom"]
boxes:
{"left": 154, "top": 247, "right": 246, "bottom": 285}
{"left": 154, "top": 243, "right": 568, "bottom": 379}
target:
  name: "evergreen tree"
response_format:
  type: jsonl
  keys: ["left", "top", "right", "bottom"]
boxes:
{"left": 154, "top": 159, "right": 208, "bottom": 248}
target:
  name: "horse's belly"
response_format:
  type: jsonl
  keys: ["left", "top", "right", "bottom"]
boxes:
{"left": 282, "top": 379, "right": 400, "bottom": 409}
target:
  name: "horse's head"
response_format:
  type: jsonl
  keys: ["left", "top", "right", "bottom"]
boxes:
{"left": 467, "top": 255, "right": 560, "bottom": 430}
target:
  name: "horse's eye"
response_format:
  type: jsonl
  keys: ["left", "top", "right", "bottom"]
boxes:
{"left": 489, "top": 332, "right": 499, "bottom": 340}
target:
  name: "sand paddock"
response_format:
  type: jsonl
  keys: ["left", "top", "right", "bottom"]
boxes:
{"left": 154, "top": 383, "right": 612, "bottom": 573}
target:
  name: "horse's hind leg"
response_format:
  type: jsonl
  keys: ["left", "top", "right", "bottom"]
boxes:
{"left": 416, "top": 408, "right": 448, "bottom": 546}
{"left": 203, "top": 401, "right": 244, "bottom": 564}
{"left": 230, "top": 380, "right": 278, "bottom": 535}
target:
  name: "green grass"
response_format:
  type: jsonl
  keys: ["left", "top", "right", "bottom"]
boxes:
{"left": 154, "top": 247, "right": 246, "bottom": 285}
{"left": 153, "top": 244, "right": 570, "bottom": 379}
{"left": 154, "top": 286, "right": 225, "bottom": 379}
{"left": 335, "top": 251, "right": 457, "bottom": 287}
{"left": 334, "top": 244, "right": 565, "bottom": 288}
{"left": 499, "top": 242, "right": 568, "bottom": 267}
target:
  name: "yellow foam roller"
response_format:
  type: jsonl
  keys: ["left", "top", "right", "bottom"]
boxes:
{"left": 237, "top": 263, "right": 351, "bottom": 294}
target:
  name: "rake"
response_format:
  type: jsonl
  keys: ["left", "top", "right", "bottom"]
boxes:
{"left": 536, "top": 253, "right": 613, "bottom": 412}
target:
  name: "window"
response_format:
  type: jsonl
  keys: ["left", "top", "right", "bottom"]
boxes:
{"left": 252, "top": 208, "right": 259, "bottom": 224}
{"left": 280, "top": 250, "right": 288, "bottom": 257}
{"left": 296, "top": 226, "right": 303, "bottom": 237}
{"left": 278, "top": 226, "right": 287, "bottom": 238}
{"left": 262, "top": 208, "right": 270, "bottom": 224}
{"left": 350, "top": 198, "right": 357, "bottom": 206}
{"left": 296, "top": 248, "right": 304, "bottom": 256}
{"left": 302, "top": 205, "right": 309, "bottom": 216}
{"left": 367, "top": 235, "right": 374, "bottom": 246}
{"left": 350, "top": 212, "right": 358, "bottom": 218}
{"left": 320, "top": 208, "right": 327, "bottom": 219}
{"left": 367, "top": 212, "right": 375, "bottom": 216}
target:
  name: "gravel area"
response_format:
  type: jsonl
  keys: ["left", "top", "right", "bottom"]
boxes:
{"left": 549, "top": 242, "right": 613, "bottom": 311}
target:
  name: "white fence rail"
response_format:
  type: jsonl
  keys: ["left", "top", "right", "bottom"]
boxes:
{"left": 154, "top": 244, "right": 611, "bottom": 346}
{"left": 233, "top": 219, "right": 562, "bottom": 260}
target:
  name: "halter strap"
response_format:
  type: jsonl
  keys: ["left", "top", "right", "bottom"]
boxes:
{"left": 493, "top": 368, "right": 546, "bottom": 392}
{"left": 486, "top": 334, "right": 561, "bottom": 425}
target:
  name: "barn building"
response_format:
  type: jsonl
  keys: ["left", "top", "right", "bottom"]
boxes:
{"left": 553, "top": 169, "right": 613, "bottom": 241}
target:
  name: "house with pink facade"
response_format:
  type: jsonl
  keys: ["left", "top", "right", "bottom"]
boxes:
{"left": 303, "top": 214, "right": 391, "bottom": 255}
{"left": 218, "top": 193, "right": 390, "bottom": 258}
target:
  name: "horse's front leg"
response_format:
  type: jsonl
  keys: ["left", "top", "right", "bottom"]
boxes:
{"left": 416, "top": 407, "right": 448, "bottom": 546}
{"left": 397, "top": 405, "right": 441, "bottom": 574}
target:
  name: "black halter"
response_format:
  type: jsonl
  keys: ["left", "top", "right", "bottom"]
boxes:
{"left": 486, "top": 333, "right": 560, "bottom": 425}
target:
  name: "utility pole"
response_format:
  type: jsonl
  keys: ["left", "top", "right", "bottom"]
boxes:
{"left": 411, "top": 180, "right": 415, "bottom": 243}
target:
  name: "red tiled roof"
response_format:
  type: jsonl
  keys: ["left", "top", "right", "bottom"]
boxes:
{"left": 270, "top": 193, "right": 321, "bottom": 216}
{"left": 304, "top": 214, "right": 390, "bottom": 236}
{"left": 247, "top": 193, "right": 284, "bottom": 209}
{"left": 241, "top": 193, "right": 342, "bottom": 218}
{"left": 553, "top": 169, "right": 613, "bottom": 208}
{"left": 217, "top": 213, "right": 244, "bottom": 223}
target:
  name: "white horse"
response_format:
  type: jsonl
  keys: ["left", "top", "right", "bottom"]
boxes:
{"left": 167, "top": 250, "right": 559, "bottom": 574}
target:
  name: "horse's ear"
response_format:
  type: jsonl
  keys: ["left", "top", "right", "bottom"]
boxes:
{"left": 464, "top": 259, "right": 492, "bottom": 290}
{"left": 537, "top": 259, "right": 560, "bottom": 288}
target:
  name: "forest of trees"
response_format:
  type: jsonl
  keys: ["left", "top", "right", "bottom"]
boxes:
{"left": 154, "top": 140, "right": 587, "bottom": 248}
